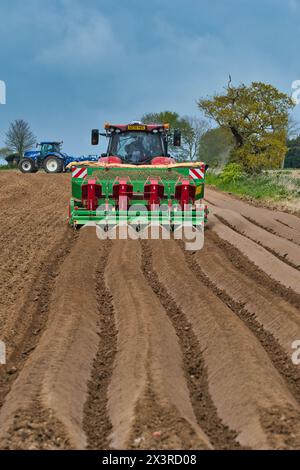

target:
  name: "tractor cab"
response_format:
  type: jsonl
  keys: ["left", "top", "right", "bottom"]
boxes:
{"left": 91, "top": 122, "right": 181, "bottom": 165}
{"left": 38, "top": 142, "right": 62, "bottom": 157}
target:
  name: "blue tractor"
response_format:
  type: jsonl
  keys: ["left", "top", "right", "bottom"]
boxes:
{"left": 18, "top": 142, "right": 98, "bottom": 174}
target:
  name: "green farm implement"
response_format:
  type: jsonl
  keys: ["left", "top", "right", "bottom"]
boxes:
{"left": 68, "top": 122, "right": 208, "bottom": 232}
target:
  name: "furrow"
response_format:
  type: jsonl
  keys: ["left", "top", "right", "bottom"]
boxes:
{"left": 104, "top": 240, "right": 212, "bottom": 450}
{"left": 150, "top": 239, "right": 300, "bottom": 449}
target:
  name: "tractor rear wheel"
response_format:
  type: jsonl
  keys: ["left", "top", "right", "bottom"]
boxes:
{"left": 19, "top": 158, "right": 38, "bottom": 173}
{"left": 44, "top": 156, "right": 64, "bottom": 173}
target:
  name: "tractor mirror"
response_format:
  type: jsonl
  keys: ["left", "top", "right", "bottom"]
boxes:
{"left": 91, "top": 129, "right": 99, "bottom": 145}
{"left": 173, "top": 130, "right": 181, "bottom": 147}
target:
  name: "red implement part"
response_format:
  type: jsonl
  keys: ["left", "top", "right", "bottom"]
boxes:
{"left": 98, "top": 156, "right": 122, "bottom": 164}
{"left": 151, "top": 157, "right": 175, "bottom": 165}
{"left": 82, "top": 178, "right": 102, "bottom": 211}
{"left": 175, "top": 179, "right": 196, "bottom": 209}
{"left": 113, "top": 177, "right": 133, "bottom": 210}
{"left": 144, "top": 178, "right": 164, "bottom": 207}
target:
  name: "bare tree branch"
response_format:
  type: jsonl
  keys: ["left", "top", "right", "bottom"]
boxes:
{"left": 5, "top": 119, "right": 36, "bottom": 157}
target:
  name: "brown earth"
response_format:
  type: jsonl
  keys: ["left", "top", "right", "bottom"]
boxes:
{"left": 0, "top": 172, "right": 300, "bottom": 449}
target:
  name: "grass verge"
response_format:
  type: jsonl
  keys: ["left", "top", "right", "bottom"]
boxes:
{"left": 206, "top": 170, "right": 300, "bottom": 201}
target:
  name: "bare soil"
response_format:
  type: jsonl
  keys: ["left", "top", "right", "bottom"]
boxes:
{"left": 0, "top": 172, "right": 299, "bottom": 449}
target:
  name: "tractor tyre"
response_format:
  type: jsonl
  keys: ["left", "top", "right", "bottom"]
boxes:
{"left": 19, "top": 158, "right": 38, "bottom": 173}
{"left": 44, "top": 156, "right": 64, "bottom": 173}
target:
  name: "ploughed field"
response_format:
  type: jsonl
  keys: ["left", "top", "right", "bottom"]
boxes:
{"left": 0, "top": 172, "right": 300, "bottom": 450}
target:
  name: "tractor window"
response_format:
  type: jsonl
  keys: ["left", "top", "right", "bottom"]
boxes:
{"left": 41, "top": 143, "right": 60, "bottom": 155}
{"left": 40, "top": 144, "right": 50, "bottom": 155}
{"left": 51, "top": 144, "right": 60, "bottom": 153}
{"left": 110, "top": 132, "right": 164, "bottom": 163}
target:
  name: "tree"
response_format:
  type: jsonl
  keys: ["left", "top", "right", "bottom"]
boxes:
{"left": 198, "top": 81, "right": 294, "bottom": 172}
{"left": 198, "top": 126, "right": 234, "bottom": 166}
{"left": 284, "top": 136, "right": 300, "bottom": 168}
{"left": 5, "top": 119, "right": 36, "bottom": 158}
{"left": 141, "top": 111, "right": 209, "bottom": 161}
{"left": 181, "top": 116, "right": 210, "bottom": 161}
{"left": 0, "top": 147, "right": 10, "bottom": 159}
{"left": 287, "top": 115, "right": 300, "bottom": 140}
{"left": 232, "top": 131, "right": 287, "bottom": 173}
{"left": 142, "top": 111, "right": 184, "bottom": 158}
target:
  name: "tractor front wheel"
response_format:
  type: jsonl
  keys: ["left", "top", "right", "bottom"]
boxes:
{"left": 44, "top": 156, "right": 64, "bottom": 173}
{"left": 19, "top": 158, "right": 38, "bottom": 173}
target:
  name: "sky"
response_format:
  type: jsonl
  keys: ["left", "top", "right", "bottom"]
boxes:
{"left": 0, "top": 0, "right": 300, "bottom": 156}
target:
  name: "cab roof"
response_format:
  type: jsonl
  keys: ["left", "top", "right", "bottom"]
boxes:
{"left": 40, "top": 141, "right": 61, "bottom": 145}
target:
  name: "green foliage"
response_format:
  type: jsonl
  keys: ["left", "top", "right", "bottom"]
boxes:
{"left": 219, "top": 163, "right": 244, "bottom": 184}
{"left": 285, "top": 136, "right": 300, "bottom": 168}
{"left": 141, "top": 111, "right": 208, "bottom": 161}
{"left": 142, "top": 111, "right": 184, "bottom": 158}
{"left": 198, "top": 81, "right": 294, "bottom": 172}
{"left": 198, "top": 126, "right": 234, "bottom": 166}
{"left": 206, "top": 169, "right": 299, "bottom": 201}
{"left": 142, "top": 111, "right": 181, "bottom": 129}
{"left": 232, "top": 131, "right": 287, "bottom": 173}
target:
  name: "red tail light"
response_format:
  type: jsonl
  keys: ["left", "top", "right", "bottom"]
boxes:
{"left": 82, "top": 178, "right": 102, "bottom": 211}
